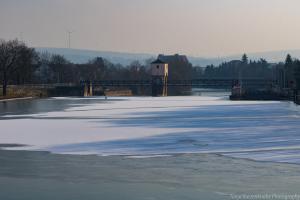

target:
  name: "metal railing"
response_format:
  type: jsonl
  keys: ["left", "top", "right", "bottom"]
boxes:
{"left": 1, "top": 78, "right": 278, "bottom": 88}
{"left": 81, "top": 78, "right": 276, "bottom": 87}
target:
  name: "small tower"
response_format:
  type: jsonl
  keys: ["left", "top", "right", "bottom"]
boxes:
{"left": 151, "top": 58, "right": 168, "bottom": 96}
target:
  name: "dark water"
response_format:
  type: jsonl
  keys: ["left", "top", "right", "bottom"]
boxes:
{"left": 0, "top": 97, "right": 117, "bottom": 117}
{"left": 1, "top": 150, "right": 300, "bottom": 200}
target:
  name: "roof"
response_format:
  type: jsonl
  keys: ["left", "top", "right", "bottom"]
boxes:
{"left": 151, "top": 58, "right": 166, "bottom": 64}
{"left": 158, "top": 54, "right": 189, "bottom": 64}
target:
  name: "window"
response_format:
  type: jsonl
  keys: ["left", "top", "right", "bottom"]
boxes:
{"left": 157, "top": 65, "right": 159, "bottom": 69}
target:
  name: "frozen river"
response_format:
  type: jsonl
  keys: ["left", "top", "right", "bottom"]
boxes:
{"left": 1, "top": 95, "right": 300, "bottom": 164}
{"left": 1, "top": 94, "right": 300, "bottom": 199}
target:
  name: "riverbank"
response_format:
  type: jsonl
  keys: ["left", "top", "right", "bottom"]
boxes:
{"left": 0, "top": 85, "right": 47, "bottom": 101}
{"left": 0, "top": 85, "right": 137, "bottom": 100}
{"left": 0, "top": 97, "right": 34, "bottom": 102}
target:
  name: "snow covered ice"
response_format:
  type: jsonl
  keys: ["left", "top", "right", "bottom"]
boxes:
{"left": 1, "top": 96, "right": 300, "bottom": 164}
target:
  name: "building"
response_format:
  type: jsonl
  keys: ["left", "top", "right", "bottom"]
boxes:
{"left": 151, "top": 58, "right": 169, "bottom": 96}
{"left": 151, "top": 58, "right": 168, "bottom": 77}
{"left": 158, "top": 54, "right": 189, "bottom": 64}
{"left": 157, "top": 54, "right": 193, "bottom": 80}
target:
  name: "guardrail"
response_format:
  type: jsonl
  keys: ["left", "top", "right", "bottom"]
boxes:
{"left": 81, "top": 79, "right": 277, "bottom": 87}
{"left": 1, "top": 78, "right": 278, "bottom": 88}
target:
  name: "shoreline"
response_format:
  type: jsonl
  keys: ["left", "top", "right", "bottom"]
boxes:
{"left": 0, "top": 96, "right": 34, "bottom": 102}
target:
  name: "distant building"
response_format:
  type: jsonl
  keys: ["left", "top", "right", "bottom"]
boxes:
{"left": 157, "top": 54, "right": 193, "bottom": 80}
{"left": 158, "top": 54, "right": 189, "bottom": 64}
{"left": 151, "top": 58, "right": 169, "bottom": 96}
{"left": 151, "top": 58, "right": 168, "bottom": 77}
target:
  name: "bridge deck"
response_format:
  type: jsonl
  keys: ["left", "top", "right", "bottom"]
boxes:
{"left": 82, "top": 79, "right": 277, "bottom": 87}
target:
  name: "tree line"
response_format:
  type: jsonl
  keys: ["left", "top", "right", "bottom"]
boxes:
{"left": 1, "top": 39, "right": 300, "bottom": 96}
{"left": 203, "top": 54, "right": 275, "bottom": 79}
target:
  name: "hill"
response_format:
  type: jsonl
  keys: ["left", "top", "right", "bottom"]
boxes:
{"left": 36, "top": 48, "right": 155, "bottom": 66}
{"left": 36, "top": 48, "right": 300, "bottom": 67}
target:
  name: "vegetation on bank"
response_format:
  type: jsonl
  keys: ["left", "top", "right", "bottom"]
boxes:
{"left": 1, "top": 39, "right": 300, "bottom": 98}
{"left": 0, "top": 86, "right": 47, "bottom": 100}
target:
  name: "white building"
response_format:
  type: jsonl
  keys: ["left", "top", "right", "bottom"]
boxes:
{"left": 151, "top": 58, "right": 168, "bottom": 96}
{"left": 151, "top": 59, "right": 168, "bottom": 77}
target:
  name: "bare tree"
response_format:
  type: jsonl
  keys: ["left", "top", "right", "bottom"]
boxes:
{"left": 0, "top": 39, "right": 32, "bottom": 96}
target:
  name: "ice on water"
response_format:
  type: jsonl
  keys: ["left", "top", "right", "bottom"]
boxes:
{"left": 1, "top": 96, "right": 300, "bottom": 164}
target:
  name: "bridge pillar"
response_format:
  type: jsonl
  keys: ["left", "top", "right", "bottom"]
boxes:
{"left": 84, "top": 83, "right": 89, "bottom": 97}
{"left": 162, "top": 75, "right": 168, "bottom": 96}
{"left": 152, "top": 76, "right": 168, "bottom": 97}
{"left": 89, "top": 82, "right": 93, "bottom": 96}
{"left": 84, "top": 81, "right": 93, "bottom": 97}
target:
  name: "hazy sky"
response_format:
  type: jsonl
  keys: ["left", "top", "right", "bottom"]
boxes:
{"left": 1, "top": 0, "right": 300, "bottom": 57}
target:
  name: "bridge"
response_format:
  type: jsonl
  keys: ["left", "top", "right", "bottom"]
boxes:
{"left": 80, "top": 59, "right": 278, "bottom": 96}
{"left": 82, "top": 79, "right": 275, "bottom": 87}
{"left": 81, "top": 78, "right": 277, "bottom": 97}
{"left": 7, "top": 78, "right": 277, "bottom": 97}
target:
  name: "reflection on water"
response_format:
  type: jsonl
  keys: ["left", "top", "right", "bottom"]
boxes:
{"left": 1, "top": 150, "right": 300, "bottom": 200}
{"left": 0, "top": 97, "right": 119, "bottom": 117}
{"left": 191, "top": 88, "right": 231, "bottom": 97}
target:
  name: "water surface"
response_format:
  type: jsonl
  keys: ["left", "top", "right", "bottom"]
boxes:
{"left": 1, "top": 96, "right": 300, "bottom": 199}
{"left": 1, "top": 150, "right": 300, "bottom": 200}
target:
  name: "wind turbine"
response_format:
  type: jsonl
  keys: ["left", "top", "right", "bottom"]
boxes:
{"left": 66, "top": 30, "right": 74, "bottom": 49}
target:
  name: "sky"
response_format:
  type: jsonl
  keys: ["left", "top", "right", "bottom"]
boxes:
{"left": 1, "top": 0, "right": 300, "bottom": 57}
